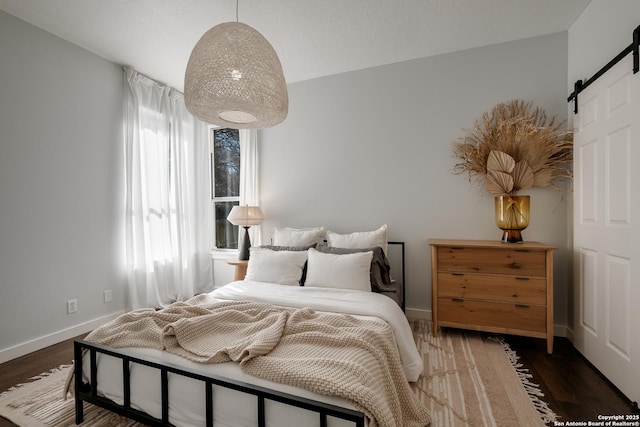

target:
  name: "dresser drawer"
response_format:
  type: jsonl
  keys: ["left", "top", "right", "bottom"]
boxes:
{"left": 437, "top": 246, "right": 546, "bottom": 277}
{"left": 437, "top": 272, "right": 546, "bottom": 305}
{"left": 438, "top": 298, "right": 546, "bottom": 333}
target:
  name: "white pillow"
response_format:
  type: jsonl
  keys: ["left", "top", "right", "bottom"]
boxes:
{"left": 245, "top": 248, "right": 308, "bottom": 286}
{"left": 272, "top": 227, "right": 326, "bottom": 247}
{"left": 304, "top": 248, "right": 373, "bottom": 292}
{"left": 326, "top": 224, "right": 388, "bottom": 254}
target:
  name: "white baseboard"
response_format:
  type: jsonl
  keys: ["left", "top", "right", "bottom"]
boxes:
{"left": 554, "top": 324, "right": 569, "bottom": 338}
{"left": 405, "top": 307, "right": 431, "bottom": 319}
{"left": 0, "top": 311, "right": 125, "bottom": 364}
{"left": 563, "top": 325, "right": 575, "bottom": 343}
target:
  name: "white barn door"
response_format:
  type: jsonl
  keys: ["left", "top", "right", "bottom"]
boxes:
{"left": 573, "top": 53, "right": 640, "bottom": 405}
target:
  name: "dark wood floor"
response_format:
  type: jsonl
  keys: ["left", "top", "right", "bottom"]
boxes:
{"left": 0, "top": 334, "right": 87, "bottom": 427}
{"left": 504, "top": 335, "right": 638, "bottom": 423}
{"left": 0, "top": 333, "right": 637, "bottom": 426}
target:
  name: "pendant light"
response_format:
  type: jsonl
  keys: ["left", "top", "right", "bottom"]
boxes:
{"left": 184, "top": 3, "right": 288, "bottom": 129}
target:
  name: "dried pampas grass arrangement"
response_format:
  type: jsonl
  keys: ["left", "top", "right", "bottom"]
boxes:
{"left": 453, "top": 100, "right": 573, "bottom": 196}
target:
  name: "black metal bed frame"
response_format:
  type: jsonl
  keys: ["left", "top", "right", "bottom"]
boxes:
{"left": 73, "top": 241, "right": 406, "bottom": 427}
{"left": 74, "top": 340, "right": 366, "bottom": 427}
{"left": 389, "top": 241, "right": 406, "bottom": 311}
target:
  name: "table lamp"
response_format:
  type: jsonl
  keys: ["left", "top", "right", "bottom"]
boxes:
{"left": 227, "top": 205, "right": 264, "bottom": 260}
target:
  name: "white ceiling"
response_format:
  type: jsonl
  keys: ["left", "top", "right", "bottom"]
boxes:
{"left": 0, "top": 0, "right": 590, "bottom": 92}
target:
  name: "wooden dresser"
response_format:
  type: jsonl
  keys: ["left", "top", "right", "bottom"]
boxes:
{"left": 429, "top": 239, "right": 557, "bottom": 353}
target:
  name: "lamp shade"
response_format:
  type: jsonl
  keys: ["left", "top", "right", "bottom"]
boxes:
{"left": 227, "top": 205, "right": 265, "bottom": 227}
{"left": 184, "top": 22, "right": 288, "bottom": 129}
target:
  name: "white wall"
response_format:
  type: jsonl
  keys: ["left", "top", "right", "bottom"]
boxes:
{"left": 259, "top": 32, "right": 572, "bottom": 326}
{"left": 0, "top": 11, "right": 126, "bottom": 362}
{"left": 565, "top": 0, "right": 640, "bottom": 333}
{"left": 5, "top": 1, "right": 628, "bottom": 359}
{"left": 569, "top": 0, "right": 640, "bottom": 88}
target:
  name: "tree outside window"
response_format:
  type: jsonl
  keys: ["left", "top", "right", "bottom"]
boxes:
{"left": 211, "top": 128, "right": 240, "bottom": 249}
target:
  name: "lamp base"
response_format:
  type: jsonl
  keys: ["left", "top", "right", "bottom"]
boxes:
{"left": 238, "top": 226, "right": 251, "bottom": 260}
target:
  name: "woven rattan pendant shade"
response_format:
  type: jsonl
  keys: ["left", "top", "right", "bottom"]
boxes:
{"left": 184, "top": 22, "right": 288, "bottom": 129}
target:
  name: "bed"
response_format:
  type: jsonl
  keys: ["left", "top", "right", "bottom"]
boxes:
{"left": 72, "top": 233, "right": 430, "bottom": 427}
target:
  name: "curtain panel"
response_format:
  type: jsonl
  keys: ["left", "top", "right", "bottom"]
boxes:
{"left": 239, "top": 129, "right": 262, "bottom": 247}
{"left": 124, "top": 68, "right": 212, "bottom": 309}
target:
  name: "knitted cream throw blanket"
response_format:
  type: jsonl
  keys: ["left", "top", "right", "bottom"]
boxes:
{"left": 80, "top": 299, "right": 431, "bottom": 427}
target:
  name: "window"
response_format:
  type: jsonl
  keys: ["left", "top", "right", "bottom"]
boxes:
{"left": 211, "top": 128, "right": 240, "bottom": 249}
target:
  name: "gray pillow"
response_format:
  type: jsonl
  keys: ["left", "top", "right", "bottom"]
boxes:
{"left": 260, "top": 244, "right": 316, "bottom": 251}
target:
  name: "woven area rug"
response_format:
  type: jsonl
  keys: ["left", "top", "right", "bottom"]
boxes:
{"left": 409, "top": 319, "right": 556, "bottom": 426}
{"left": 0, "top": 319, "right": 556, "bottom": 426}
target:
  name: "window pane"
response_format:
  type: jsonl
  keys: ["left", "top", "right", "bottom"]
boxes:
{"left": 215, "top": 201, "right": 239, "bottom": 249}
{"left": 213, "top": 129, "right": 240, "bottom": 198}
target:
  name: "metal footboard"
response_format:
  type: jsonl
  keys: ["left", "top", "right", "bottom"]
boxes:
{"left": 74, "top": 340, "right": 365, "bottom": 427}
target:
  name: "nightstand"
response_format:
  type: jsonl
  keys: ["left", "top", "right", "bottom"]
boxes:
{"left": 227, "top": 260, "right": 248, "bottom": 281}
{"left": 429, "top": 239, "right": 556, "bottom": 353}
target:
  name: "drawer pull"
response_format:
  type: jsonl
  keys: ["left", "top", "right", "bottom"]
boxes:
{"left": 515, "top": 304, "right": 530, "bottom": 309}
{"left": 515, "top": 249, "right": 531, "bottom": 252}
{"left": 450, "top": 247, "right": 465, "bottom": 250}
{"left": 515, "top": 277, "right": 530, "bottom": 281}
{"left": 451, "top": 298, "right": 464, "bottom": 302}
{"left": 451, "top": 272, "right": 464, "bottom": 276}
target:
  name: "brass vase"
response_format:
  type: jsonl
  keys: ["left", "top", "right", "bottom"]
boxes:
{"left": 495, "top": 195, "right": 530, "bottom": 243}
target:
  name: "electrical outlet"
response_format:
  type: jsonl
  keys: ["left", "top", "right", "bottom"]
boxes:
{"left": 67, "top": 299, "right": 78, "bottom": 314}
{"left": 104, "top": 290, "right": 113, "bottom": 303}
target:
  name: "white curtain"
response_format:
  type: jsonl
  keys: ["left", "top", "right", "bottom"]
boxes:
{"left": 239, "top": 129, "right": 262, "bottom": 246}
{"left": 124, "top": 68, "right": 212, "bottom": 309}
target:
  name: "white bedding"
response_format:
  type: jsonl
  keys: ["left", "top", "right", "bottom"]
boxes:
{"left": 83, "top": 281, "right": 423, "bottom": 427}
{"left": 208, "top": 280, "right": 423, "bottom": 382}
